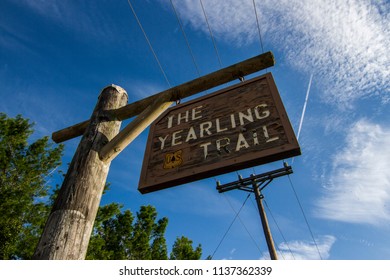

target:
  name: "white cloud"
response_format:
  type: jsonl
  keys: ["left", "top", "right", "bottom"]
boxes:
{"left": 168, "top": 0, "right": 262, "bottom": 45}
{"left": 165, "top": 0, "right": 389, "bottom": 105}
{"left": 261, "top": 235, "right": 336, "bottom": 260}
{"left": 316, "top": 120, "right": 390, "bottom": 226}
{"left": 280, "top": 235, "right": 336, "bottom": 260}
{"left": 14, "top": 0, "right": 390, "bottom": 105}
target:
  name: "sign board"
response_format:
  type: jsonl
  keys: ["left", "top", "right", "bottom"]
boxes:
{"left": 138, "top": 73, "right": 300, "bottom": 193}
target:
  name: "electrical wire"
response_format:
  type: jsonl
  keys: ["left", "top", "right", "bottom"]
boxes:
{"left": 126, "top": 0, "right": 171, "bottom": 87}
{"left": 170, "top": 0, "right": 201, "bottom": 77}
{"left": 210, "top": 193, "right": 251, "bottom": 259}
{"left": 287, "top": 174, "right": 323, "bottom": 259}
{"left": 263, "top": 199, "right": 295, "bottom": 260}
{"left": 252, "top": 0, "right": 265, "bottom": 54}
{"left": 199, "top": 0, "right": 223, "bottom": 68}
{"left": 223, "top": 193, "right": 263, "bottom": 254}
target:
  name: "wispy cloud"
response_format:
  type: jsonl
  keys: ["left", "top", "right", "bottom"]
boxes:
{"left": 164, "top": 0, "right": 389, "bottom": 105}
{"left": 15, "top": 0, "right": 123, "bottom": 42}
{"left": 17, "top": 0, "right": 88, "bottom": 29}
{"left": 279, "top": 235, "right": 336, "bottom": 260}
{"left": 261, "top": 235, "right": 336, "bottom": 260}
{"left": 0, "top": 22, "right": 36, "bottom": 55}
{"left": 167, "top": 0, "right": 261, "bottom": 45}
{"left": 124, "top": 80, "right": 166, "bottom": 101}
{"left": 316, "top": 120, "right": 390, "bottom": 226}
{"left": 15, "top": 0, "right": 390, "bottom": 105}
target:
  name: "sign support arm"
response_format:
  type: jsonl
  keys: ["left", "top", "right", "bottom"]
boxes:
{"left": 99, "top": 93, "right": 173, "bottom": 163}
{"left": 52, "top": 51, "right": 275, "bottom": 143}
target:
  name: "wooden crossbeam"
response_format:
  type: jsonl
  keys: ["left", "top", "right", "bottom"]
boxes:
{"left": 52, "top": 51, "right": 275, "bottom": 143}
{"left": 99, "top": 93, "right": 173, "bottom": 162}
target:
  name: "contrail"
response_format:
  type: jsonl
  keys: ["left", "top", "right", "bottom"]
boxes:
{"left": 291, "top": 73, "right": 313, "bottom": 165}
{"left": 297, "top": 73, "right": 313, "bottom": 140}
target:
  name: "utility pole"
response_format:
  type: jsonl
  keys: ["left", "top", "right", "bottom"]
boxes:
{"left": 252, "top": 177, "right": 278, "bottom": 260}
{"left": 216, "top": 163, "right": 293, "bottom": 260}
{"left": 33, "top": 85, "right": 128, "bottom": 259}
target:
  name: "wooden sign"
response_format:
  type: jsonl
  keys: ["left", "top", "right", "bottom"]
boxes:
{"left": 138, "top": 73, "right": 300, "bottom": 193}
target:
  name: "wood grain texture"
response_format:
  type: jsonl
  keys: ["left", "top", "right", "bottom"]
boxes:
{"left": 139, "top": 73, "right": 300, "bottom": 193}
{"left": 33, "top": 85, "right": 128, "bottom": 259}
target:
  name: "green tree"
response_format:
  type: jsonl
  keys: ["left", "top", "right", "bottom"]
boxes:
{"left": 130, "top": 205, "right": 168, "bottom": 260}
{"left": 170, "top": 236, "right": 202, "bottom": 260}
{"left": 0, "top": 113, "right": 202, "bottom": 260}
{"left": 87, "top": 205, "right": 200, "bottom": 260}
{"left": 0, "top": 113, "right": 64, "bottom": 259}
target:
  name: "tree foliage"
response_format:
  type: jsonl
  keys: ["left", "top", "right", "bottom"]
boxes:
{"left": 170, "top": 236, "right": 202, "bottom": 260}
{"left": 86, "top": 204, "right": 167, "bottom": 260}
{"left": 86, "top": 203, "right": 202, "bottom": 260}
{"left": 0, "top": 113, "right": 202, "bottom": 260}
{"left": 0, "top": 113, "right": 64, "bottom": 259}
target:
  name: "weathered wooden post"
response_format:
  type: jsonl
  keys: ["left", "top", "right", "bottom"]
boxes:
{"left": 33, "top": 85, "right": 128, "bottom": 259}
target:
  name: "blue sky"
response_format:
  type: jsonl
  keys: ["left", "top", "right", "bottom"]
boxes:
{"left": 1, "top": 0, "right": 389, "bottom": 260}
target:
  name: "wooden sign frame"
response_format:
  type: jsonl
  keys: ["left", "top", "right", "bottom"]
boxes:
{"left": 138, "top": 73, "right": 300, "bottom": 193}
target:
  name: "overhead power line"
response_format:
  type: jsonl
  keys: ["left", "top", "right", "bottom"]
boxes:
{"left": 199, "top": 0, "right": 223, "bottom": 68}
{"left": 210, "top": 193, "right": 251, "bottom": 259}
{"left": 126, "top": 0, "right": 171, "bottom": 87}
{"left": 252, "top": 0, "right": 265, "bottom": 54}
{"left": 223, "top": 193, "right": 263, "bottom": 254}
{"left": 287, "top": 175, "right": 323, "bottom": 260}
{"left": 262, "top": 199, "right": 295, "bottom": 260}
{"left": 170, "top": 0, "right": 202, "bottom": 77}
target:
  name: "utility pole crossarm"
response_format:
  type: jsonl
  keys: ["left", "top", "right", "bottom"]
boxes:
{"left": 52, "top": 51, "right": 275, "bottom": 143}
{"left": 216, "top": 164, "right": 293, "bottom": 193}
